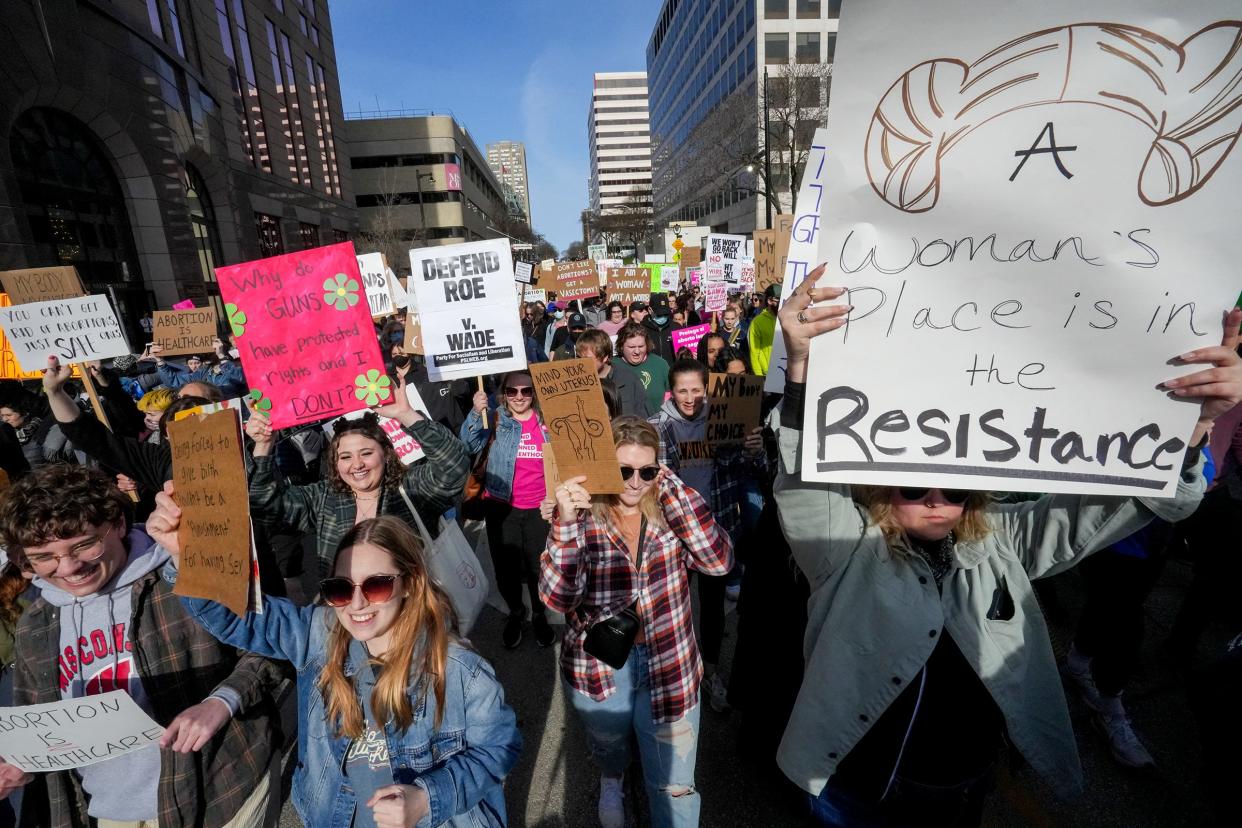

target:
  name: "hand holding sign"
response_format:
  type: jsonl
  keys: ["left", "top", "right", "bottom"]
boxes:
{"left": 0, "top": 760, "right": 32, "bottom": 798}
{"left": 158, "top": 698, "right": 231, "bottom": 754}
{"left": 775, "top": 264, "right": 852, "bottom": 382}
{"left": 1161, "top": 307, "right": 1242, "bottom": 425}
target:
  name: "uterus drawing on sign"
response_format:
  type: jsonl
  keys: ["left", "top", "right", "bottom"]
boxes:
{"left": 550, "top": 397, "right": 606, "bottom": 461}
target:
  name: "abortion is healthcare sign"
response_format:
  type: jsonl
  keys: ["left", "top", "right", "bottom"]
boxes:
{"left": 216, "top": 242, "right": 392, "bottom": 429}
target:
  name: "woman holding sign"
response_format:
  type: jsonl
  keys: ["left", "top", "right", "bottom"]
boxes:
{"left": 771, "top": 266, "right": 1242, "bottom": 826}
{"left": 540, "top": 417, "right": 733, "bottom": 828}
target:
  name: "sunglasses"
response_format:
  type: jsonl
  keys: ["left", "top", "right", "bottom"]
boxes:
{"left": 896, "top": 487, "right": 970, "bottom": 505}
{"left": 620, "top": 465, "right": 659, "bottom": 482}
{"left": 319, "top": 574, "right": 400, "bottom": 607}
{"left": 504, "top": 386, "right": 533, "bottom": 398}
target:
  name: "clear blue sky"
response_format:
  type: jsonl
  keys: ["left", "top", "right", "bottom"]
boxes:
{"left": 329, "top": 0, "right": 664, "bottom": 253}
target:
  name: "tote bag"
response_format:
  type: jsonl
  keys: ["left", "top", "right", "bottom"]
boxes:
{"left": 398, "top": 488, "right": 490, "bottom": 634}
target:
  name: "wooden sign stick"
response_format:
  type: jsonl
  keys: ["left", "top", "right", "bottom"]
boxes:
{"left": 79, "top": 365, "right": 139, "bottom": 503}
{"left": 477, "top": 376, "right": 489, "bottom": 429}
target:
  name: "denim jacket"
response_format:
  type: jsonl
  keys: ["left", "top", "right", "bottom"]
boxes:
{"left": 179, "top": 593, "right": 522, "bottom": 828}
{"left": 459, "top": 407, "right": 549, "bottom": 504}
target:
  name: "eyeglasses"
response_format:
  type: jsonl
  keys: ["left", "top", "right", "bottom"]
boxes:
{"left": 619, "top": 465, "right": 659, "bottom": 482}
{"left": 896, "top": 487, "right": 970, "bottom": 505}
{"left": 504, "top": 386, "right": 533, "bottom": 398}
{"left": 21, "top": 528, "right": 114, "bottom": 574}
{"left": 319, "top": 574, "right": 400, "bottom": 607}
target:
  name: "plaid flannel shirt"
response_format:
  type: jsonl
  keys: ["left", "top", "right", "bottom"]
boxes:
{"left": 13, "top": 566, "right": 284, "bottom": 828}
{"left": 652, "top": 418, "right": 769, "bottom": 536}
{"left": 539, "top": 474, "right": 733, "bottom": 723}
{"left": 250, "top": 417, "right": 470, "bottom": 578}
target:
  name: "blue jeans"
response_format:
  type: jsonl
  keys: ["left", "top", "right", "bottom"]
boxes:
{"left": 808, "top": 770, "right": 992, "bottom": 828}
{"left": 565, "top": 645, "right": 702, "bottom": 828}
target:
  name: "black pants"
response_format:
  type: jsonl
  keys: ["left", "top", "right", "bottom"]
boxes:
{"left": 1169, "top": 486, "right": 1242, "bottom": 653}
{"left": 698, "top": 572, "right": 727, "bottom": 665}
{"left": 484, "top": 499, "right": 550, "bottom": 619}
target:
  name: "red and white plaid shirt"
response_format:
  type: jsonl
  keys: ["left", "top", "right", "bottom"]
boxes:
{"left": 540, "top": 474, "right": 733, "bottom": 723}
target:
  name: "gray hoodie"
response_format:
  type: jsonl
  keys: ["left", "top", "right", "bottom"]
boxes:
{"left": 651, "top": 398, "right": 713, "bottom": 496}
{"left": 34, "top": 528, "right": 167, "bottom": 821}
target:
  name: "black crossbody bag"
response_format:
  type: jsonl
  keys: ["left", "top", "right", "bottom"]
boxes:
{"left": 583, "top": 517, "right": 646, "bottom": 669}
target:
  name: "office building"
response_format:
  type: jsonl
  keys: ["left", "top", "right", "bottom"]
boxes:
{"left": 345, "top": 113, "right": 511, "bottom": 264}
{"left": 0, "top": 0, "right": 356, "bottom": 347}
{"left": 587, "top": 71, "right": 652, "bottom": 217}
{"left": 646, "top": 0, "right": 839, "bottom": 234}
{"left": 486, "top": 140, "right": 532, "bottom": 225}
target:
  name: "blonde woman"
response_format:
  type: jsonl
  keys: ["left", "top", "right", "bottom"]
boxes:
{"left": 540, "top": 416, "right": 733, "bottom": 828}
{"left": 147, "top": 498, "right": 521, "bottom": 828}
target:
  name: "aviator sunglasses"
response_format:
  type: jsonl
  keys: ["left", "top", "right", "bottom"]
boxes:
{"left": 319, "top": 574, "right": 400, "bottom": 607}
{"left": 620, "top": 465, "right": 660, "bottom": 482}
{"left": 896, "top": 487, "right": 970, "bottom": 505}
{"left": 504, "top": 386, "right": 533, "bottom": 398}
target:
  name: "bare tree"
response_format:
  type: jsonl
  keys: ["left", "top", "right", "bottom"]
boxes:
{"left": 356, "top": 166, "right": 414, "bottom": 273}
{"left": 591, "top": 188, "right": 655, "bottom": 256}
{"left": 563, "top": 241, "right": 588, "bottom": 260}
{"left": 762, "top": 61, "right": 833, "bottom": 215}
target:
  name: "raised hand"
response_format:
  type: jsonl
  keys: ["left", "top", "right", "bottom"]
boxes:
{"left": 776, "top": 263, "right": 852, "bottom": 383}
{"left": 1162, "top": 307, "right": 1242, "bottom": 425}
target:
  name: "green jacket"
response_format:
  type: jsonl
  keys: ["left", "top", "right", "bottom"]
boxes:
{"left": 772, "top": 411, "right": 1206, "bottom": 799}
{"left": 747, "top": 309, "right": 777, "bottom": 376}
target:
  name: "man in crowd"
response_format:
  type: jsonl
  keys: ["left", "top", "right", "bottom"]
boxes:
{"left": 575, "top": 328, "right": 649, "bottom": 417}
{"left": 720, "top": 304, "right": 750, "bottom": 370}
{"left": 552, "top": 312, "right": 589, "bottom": 360}
{"left": 642, "top": 294, "right": 681, "bottom": 364}
{"left": 747, "top": 284, "right": 781, "bottom": 376}
{"left": 616, "top": 321, "right": 669, "bottom": 415}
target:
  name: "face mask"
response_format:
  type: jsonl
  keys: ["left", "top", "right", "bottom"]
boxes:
{"left": 553, "top": 311, "right": 564, "bottom": 320}
{"left": 653, "top": 315, "right": 670, "bottom": 325}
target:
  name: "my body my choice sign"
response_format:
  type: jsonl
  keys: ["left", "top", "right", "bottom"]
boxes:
{"left": 802, "top": 0, "right": 1242, "bottom": 497}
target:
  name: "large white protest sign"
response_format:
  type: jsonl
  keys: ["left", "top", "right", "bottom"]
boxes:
{"left": 357, "top": 253, "right": 395, "bottom": 317}
{"left": 0, "top": 294, "right": 130, "bottom": 371}
{"left": 410, "top": 239, "right": 528, "bottom": 381}
{"left": 706, "top": 234, "right": 745, "bottom": 285}
{"left": 800, "top": 0, "right": 1242, "bottom": 497}
{"left": 0, "top": 691, "right": 163, "bottom": 772}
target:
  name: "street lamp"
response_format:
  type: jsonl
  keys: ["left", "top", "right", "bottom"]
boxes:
{"left": 414, "top": 170, "right": 435, "bottom": 246}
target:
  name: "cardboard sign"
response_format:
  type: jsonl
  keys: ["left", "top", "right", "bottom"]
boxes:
{"left": 216, "top": 242, "right": 392, "bottom": 429}
{"left": 357, "top": 253, "right": 395, "bottom": 318}
{"left": 588, "top": 243, "right": 608, "bottom": 261}
{"left": 169, "top": 407, "right": 253, "bottom": 617}
{"left": 0, "top": 294, "right": 130, "bottom": 372}
{"left": 515, "top": 260, "right": 534, "bottom": 284}
{"left": 707, "top": 373, "right": 763, "bottom": 447}
{"left": 704, "top": 282, "right": 729, "bottom": 313}
{"left": 403, "top": 312, "right": 424, "bottom": 355}
{"left": 151, "top": 308, "right": 217, "bottom": 357}
{"left": 606, "top": 268, "right": 649, "bottom": 306}
{"left": 659, "top": 264, "right": 681, "bottom": 293}
{"left": 542, "top": 444, "right": 561, "bottom": 502}
{"left": 706, "top": 234, "right": 745, "bottom": 284}
{"left": 0, "top": 266, "right": 84, "bottom": 306}
{"left": 755, "top": 223, "right": 793, "bottom": 293}
{"left": 0, "top": 691, "right": 163, "bottom": 772}
{"left": 800, "top": 0, "right": 1242, "bottom": 497}
{"left": 549, "top": 260, "right": 600, "bottom": 302}
{"left": 529, "top": 358, "right": 624, "bottom": 493}
{"left": 671, "top": 323, "right": 712, "bottom": 355}
{"left": 680, "top": 247, "right": 702, "bottom": 270}
{"left": 409, "top": 239, "right": 527, "bottom": 381}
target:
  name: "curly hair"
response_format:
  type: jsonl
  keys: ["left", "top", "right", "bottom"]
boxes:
{"left": 0, "top": 465, "right": 131, "bottom": 554}
{"left": 327, "top": 413, "right": 406, "bottom": 494}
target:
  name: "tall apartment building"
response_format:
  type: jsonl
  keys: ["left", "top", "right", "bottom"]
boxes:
{"left": 646, "top": 0, "right": 839, "bottom": 234}
{"left": 485, "top": 140, "right": 532, "bottom": 225}
{"left": 0, "top": 0, "right": 355, "bottom": 349}
{"left": 587, "top": 71, "right": 652, "bottom": 218}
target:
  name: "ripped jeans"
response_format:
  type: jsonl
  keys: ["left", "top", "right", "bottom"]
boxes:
{"left": 565, "top": 644, "right": 702, "bottom": 827}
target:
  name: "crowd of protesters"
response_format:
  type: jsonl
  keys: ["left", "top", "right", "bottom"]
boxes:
{"left": 0, "top": 266, "right": 1239, "bottom": 828}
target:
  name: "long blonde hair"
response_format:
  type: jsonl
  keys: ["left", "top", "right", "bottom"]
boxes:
{"left": 852, "top": 486, "right": 992, "bottom": 554}
{"left": 590, "top": 416, "right": 668, "bottom": 531}
{"left": 316, "top": 516, "right": 458, "bottom": 738}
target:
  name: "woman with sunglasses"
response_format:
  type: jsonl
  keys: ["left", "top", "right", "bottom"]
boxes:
{"left": 147, "top": 500, "right": 521, "bottom": 828}
{"left": 460, "top": 371, "right": 555, "bottom": 649}
{"left": 540, "top": 416, "right": 733, "bottom": 828}
{"left": 771, "top": 266, "right": 1242, "bottom": 827}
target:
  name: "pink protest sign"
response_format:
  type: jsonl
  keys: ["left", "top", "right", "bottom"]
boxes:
{"left": 671, "top": 323, "right": 711, "bottom": 355}
{"left": 705, "top": 281, "right": 728, "bottom": 312}
{"left": 215, "top": 242, "right": 393, "bottom": 429}
{"left": 172, "top": 299, "right": 196, "bottom": 310}
{"left": 687, "top": 267, "right": 703, "bottom": 287}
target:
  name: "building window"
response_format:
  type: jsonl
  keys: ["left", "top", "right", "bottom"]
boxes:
{"left": 310, "top": 25, "right": 319, "bottom": 47}
{"left": 796, "top": 75, "right": 821, "bottom": 106}
{"left": 826, "top": 32, "right": 837, "bottom": 62}
{"left": 797, "top": 0, "right": 820, "bottom": 18}
{"left": 144, "top": 0, "right": 163, "bottom": 36}
{"left": 215, "top": 0, "right": 271, "bottom": 172}
{"left": 255, "top": 212, "right": 284, "bottom": 257}
{"left": 828, "top": 0, "right": 842, "bottom": 19}
{"left": 183, "top": 164, "right": 223, "bottom": 313}
{"left": 796, "top": 32, "right": 820, "bottom": 63}
{"left": 315, "top": 62, "right": 341, "bottom": 197}
{"left": 165, "top": 0, "right": 187, "bottom": 57}
{"left": 298, "top": 14, "right": 308, "bottom": 36}
{"left": 332, "top": 228, "right": 348, "bottom": 244}
{"left": 764, "top": 0, "right": 788, "bottom": 19}
{"left": 765, "top": 33, "right": 789, "bottom": 64}
{"left": 299, "top": 222, "right": 319, "bottom": 249}
{"left": 9, "top": 107, "right": 142, "bottom": 289}
{"left": 273, "top": 0, "right": 283, "bottom": 11}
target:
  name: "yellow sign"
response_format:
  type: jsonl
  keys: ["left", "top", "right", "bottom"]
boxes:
{"left": 672, "top": 238, "right": 685, "bottom": 251}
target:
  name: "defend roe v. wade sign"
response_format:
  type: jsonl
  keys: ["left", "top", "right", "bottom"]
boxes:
{"left": 802, "top": 0, "right": 1242, "bottom": 497}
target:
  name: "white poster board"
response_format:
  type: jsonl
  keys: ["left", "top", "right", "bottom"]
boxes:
{"left": 523, "top": 287, "right": 547, "bottom": 304}
{"left": 324, "top": 384, "right": 429, "bottom": 465}
{"left": 800, "top": 0, "right": 1242, "bottom": 497}
{"left": 597, "top": 258, "right": 623, "bottom": 286}
{"left": 588, "top": 243, "right": 608, "bottom": 261}
{"left": 706, "top": 234, "right": 745, "bottom": 285}
{"left": 0, "top": 294, "right": 131, "bottom": 371}
{"left": 514, "top": 260, "right": 534, "bottom": 284}
{"left": 409, "top": 239, "right": 528, "bottom": 381}
{"left": 0, "top": 691, "right": 163, "bottom": 772}
{"left": 385, "top": 268, "right": 410, "bottom": 309}
{"left": 659, "top": 264, "right": 681, "bottom": 294}
{"left": 357, "top": 253, "right": 395, "bottom": 317}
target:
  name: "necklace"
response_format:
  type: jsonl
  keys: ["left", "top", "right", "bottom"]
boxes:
{"left": 354, "top": 492, "right": 381, "bottom": 502}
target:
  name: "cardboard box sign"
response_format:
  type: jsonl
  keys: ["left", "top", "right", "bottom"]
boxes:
{"left": 152, "top": 308, "right": 217, "bottom": 357}
{"left": 529, "top": 358, "right": 624, "bottom": 494}
{"left": 0, "top": 266, "right": 85, "bottom": 305}
{"left": 707, "top": 372, "right": 763, "bottom": 447}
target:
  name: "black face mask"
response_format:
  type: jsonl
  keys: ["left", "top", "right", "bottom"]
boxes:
{"left": 392, "top": 354, "right": 411, "bottom": 369}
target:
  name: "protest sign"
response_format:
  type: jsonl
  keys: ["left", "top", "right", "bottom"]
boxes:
{"left": 0, "top": 266, "right": 84, "bottom": 306}
{"left": 659, "top": 264, "right": 681, "bottom": 293}
{"left": 386, "top": 268, "right": 410, "bottom": 309}
{"left": 706, "top": 234, "right": 745, "bottom": 285}
{"left": 325, "top": 384, "right": 428, "bottom": 465}
{"left": 530, "top": 359, "right": 623, "bottom": 493}
{"left": 217, "top": 242, "right": 392, "bottom": 429}
{"left": 687, "top": 267, "right": 703, "bottom": 288}
{"left": 403, "top": 312, "right": 424, "bottom": 355}
{"left": 680, "top": 246, "right": 701, "bottom": 270}
{"left": 515, "top": 260, "right": 534, "bottom": 284}
{"left": 357, "top": 253, "right": 395, "bottom": 318}
{"left": 644, "top": 254, "right": 667, "bottom": 264}
{"left": 671, "top": 323, "right": 711, "bottom": 356}
{"left": 707, "top": 373, "right": 763, "bottom": 447}
{"left": 523, "top": 286, "right": 547, "bottom": 303}
{"left": 151, "top": 307, "right": 217, "bottom": 357}
{"left": 639, "top": 262, "right": 664, "bottom": 292}
{"left": 755, "top": 218, "right": 793, "bottom": 294}
{"left": 596, "top": 258, "right": 623, "bottom": 286}
{"left": 0, "top": 691, "right": 163, "bottom": 773}
{"left": 168, "top": 407, "right": 253, "bottom": 617}
{"left": 0, "top": 295, "right": 130, "bottom": 372}
{"left": 607, "top": 267, "right": 650, "bottom": 306}
{"left": 800, "top": 0, "right": 1242, "bottom": 497}
{"left": 172, "top": 298, "right": 196, "bottom": 311}
{"left": 549, "top": 260, "right": 600, "bottom": 302}
{"left": 704, "top": 281, "right": 728, "bottom": 313}
{"left": 410, "top": 238, "right": 527, "bottom": 381}
{"left": 739, "top": 256, "right": 756, "bottom": 294}
{"left": 588, "top": 243, "right": 608, "bottom": 261}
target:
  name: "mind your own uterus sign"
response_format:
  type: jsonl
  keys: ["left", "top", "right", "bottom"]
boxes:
{"left": 801, "top": 0, "right": 1242, "bottom": 497}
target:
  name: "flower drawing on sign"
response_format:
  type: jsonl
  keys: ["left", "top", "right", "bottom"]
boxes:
{"left": 323, "top": 274, "right": 360, "bottom": 310}
{"left": 248, "top": 389, "right": 273, "bottom": 413}
{"left": 225, "top": 303, "right": 247, "bottom": 338}
{"left": 354, "top": 370, "right": 392, "bottom": 405}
